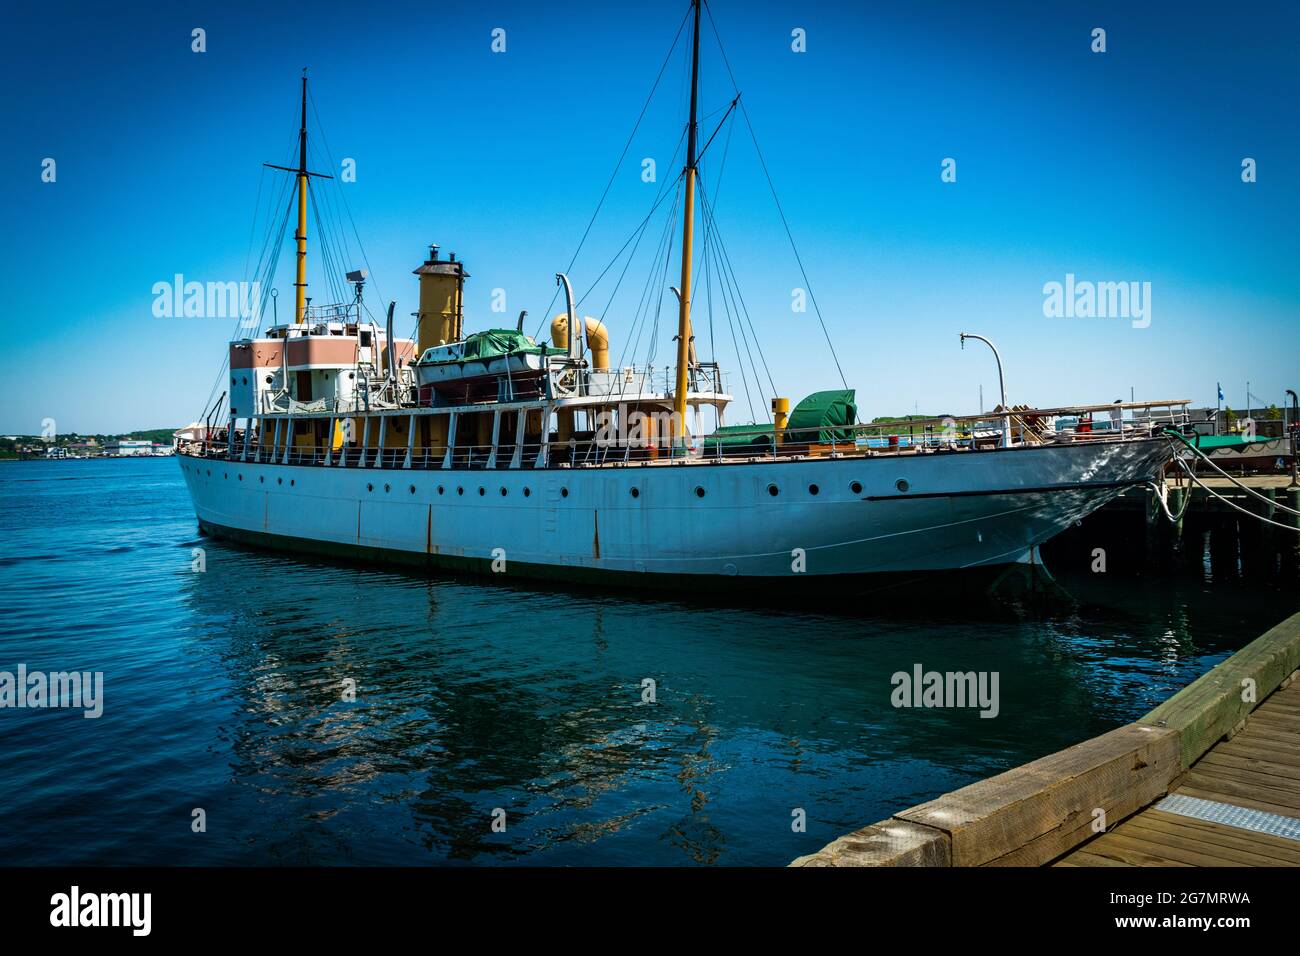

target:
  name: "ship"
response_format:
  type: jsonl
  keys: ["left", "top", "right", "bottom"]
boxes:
{"left": 177, "top": 1, "right": 1189, "bottom": 593}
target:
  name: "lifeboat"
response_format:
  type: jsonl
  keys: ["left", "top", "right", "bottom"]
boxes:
{"left": 414, "top": 329, "right": 560, "bottom": 404}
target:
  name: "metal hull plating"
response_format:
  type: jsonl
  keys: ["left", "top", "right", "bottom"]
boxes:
{"left": 180, "top": 436, "right": 1173, "bottom": 585}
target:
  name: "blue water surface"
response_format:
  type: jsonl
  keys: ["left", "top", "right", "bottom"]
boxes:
{"left": 0, "top": 458, "right": 1294, "bottom": 865}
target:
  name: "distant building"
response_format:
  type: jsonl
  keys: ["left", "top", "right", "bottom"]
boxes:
{"left": 105, "top": 439, "right": 155, "bottom": 457}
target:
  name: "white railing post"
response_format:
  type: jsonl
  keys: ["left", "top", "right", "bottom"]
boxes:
{"left": 535, "top": 407, "right": 552, "bottom": 468}
{"left": 510, "top": 409, "right": 527, "bottom": 469}
{"left": 403, "top": 413, "right": 415, "bottom": 469}
{"left": 442, "top": 413, "right": 459, "bottom": 470}
{"left": 281, "top": 417, "right": 293, "bottom": 464}
{"left": 485, "top": 409, "right": 502, "bottom": 469}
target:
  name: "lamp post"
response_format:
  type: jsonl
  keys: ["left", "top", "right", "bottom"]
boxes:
{"left": 960, "top": 332, "right": 1011, "bottom": 448}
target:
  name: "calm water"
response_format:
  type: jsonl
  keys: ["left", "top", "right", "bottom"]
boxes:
{"left": 1, "top": 457, "right": 1295, "bottom": 866}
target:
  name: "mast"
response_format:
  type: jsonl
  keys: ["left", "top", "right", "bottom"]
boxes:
{"left": 672, "top": 0, "right": 702, "bottom": 449}
{"left": 265, "top": 73, "right": 332, "bottom": 325}
{"left": 295, "top": 72, "right": 309, "bottom": 324}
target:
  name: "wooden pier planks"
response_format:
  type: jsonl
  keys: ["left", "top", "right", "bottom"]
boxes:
{"left": 1055, "top": 680, "right": 1300, "bottom": 867}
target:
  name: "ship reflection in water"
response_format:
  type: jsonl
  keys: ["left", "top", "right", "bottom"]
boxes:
{"left": 1, "top": 459, "right": 1297, "bottom": 866}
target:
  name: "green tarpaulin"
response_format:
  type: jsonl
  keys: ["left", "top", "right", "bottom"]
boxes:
{"left": 703, "top": 389, "right": 858, "bottom": 450}
{"left": 702, "top": 424, "right": 774, "bottom": 451}
{"left": 1193, "top": 434, "right": 1280, "bottom": 449}
{"left": 786, "top": 389, "right": 857, "bottom": 443}
{"left": 456, "top": 329, "right": 553, "bottom": 362}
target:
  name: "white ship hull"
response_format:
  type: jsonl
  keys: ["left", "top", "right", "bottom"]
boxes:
{"left": 180, "top": 436, "right": 1173, "bottom": 589}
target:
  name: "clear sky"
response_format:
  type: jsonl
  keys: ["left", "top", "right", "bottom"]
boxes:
{"left": 2, "top": 0, "right": 1296, "bottom": 434}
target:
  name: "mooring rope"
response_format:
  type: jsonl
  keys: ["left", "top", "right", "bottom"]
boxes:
{"left": 1163, "top": 429, "right": 1300, "bottom": 518}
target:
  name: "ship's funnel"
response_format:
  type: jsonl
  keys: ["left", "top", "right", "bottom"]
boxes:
{"left": 550, "top": 314, "right": 609, "bottom": 370}
{"left": 413, "top": 244, "right": 468, "bottom": 355}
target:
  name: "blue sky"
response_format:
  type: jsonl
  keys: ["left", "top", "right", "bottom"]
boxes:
{"left": 2, "top": 0, "right": 1296, "bottom": 434}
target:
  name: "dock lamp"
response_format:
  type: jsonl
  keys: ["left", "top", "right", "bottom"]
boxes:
{"left": 960, "top": 332, "right": 1011, "bottom": 448}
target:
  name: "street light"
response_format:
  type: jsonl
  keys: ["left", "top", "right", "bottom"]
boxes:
{"left": 960, "top": 332, "right": 1011, "bottom": 448}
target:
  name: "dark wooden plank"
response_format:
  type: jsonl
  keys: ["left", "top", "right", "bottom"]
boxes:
{"left": 1138, "top": 809, "right": 1300, "bottom": 865}
{"left": 1073, "top": 832, "right": 1198, "bottom": 867}
{"left": 1090, "top": 830, "right": 1250, "bottom": 867}
{"left": 1120, "top": 816, "right": 1299, "bottom": 866}
{"left": 1200, "top": 750, "right": 1300, "bottom": 785}
{"left": 1054, "top": 850, "right": 1135, "bottom": 867}
{"left": 1184, "top": 766, "right": 1300, "bottom": 812}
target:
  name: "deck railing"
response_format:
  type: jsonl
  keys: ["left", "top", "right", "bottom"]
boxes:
{"left": 181, "top": 399, "right": 1191, "bottom": 471}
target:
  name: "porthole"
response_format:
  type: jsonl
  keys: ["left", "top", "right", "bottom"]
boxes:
{"left": 265, "top": 375, "right": 273, "bottom": 385}
{"left": 259, "top": 476, "right": 265, "bottom": 484}
{"left": 457, "top": 486, "right": 464, "bottom": 496}
{"left": 238, "top": 474, "right": 243, "bottom": 481}
{"left": 277, "top": 477, "right": 283, "bottom": 485}
{"left": 500, "top": 487, "right": 508, "bottom": 497}
{"left": 767, "top": 483, "right": 779, "bottom": 497}
{"left": 437, "top": 485, "right": 445, "bottom": 495}
{"left": 478, "top": 487, "right": 485, "bottom": 497}
{"left": 895, "top": 478, "right": 910, "bottom": 493}
{"left": 850, "top": 481, "right": 862, "bottom": 495}
{"left": 290, "top": 480, "right": 295, "bottom": 487}
{"left": 523, "top": 487, "right": 531, "bottom": 497}
{"left": 409, "top": 485, "right": 416, "bottom": 494}
{"left": 223, "top": 472, "right": 227, "bottom": 479}
{"left": 367, "top": 483, "right": 374, "bottom": 492}
{"left": 630, "top": 487, "right": 640, "bottom": 499}
{"left": 694, "top": 486, "right": 706, "bottom": 498}
{"left": 384, "top": 483, "right": 391, "bottom": 493}
{"left": 808, "top": 483, "right": 820, "bottom": 496}
{"left": 560, "top": 487, "right": 569, "bottom": 498}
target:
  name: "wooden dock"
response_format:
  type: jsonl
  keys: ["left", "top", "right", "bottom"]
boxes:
{"left": 793, "top": 610, "right": 1300, "bottom": 868}
{"left": 1057, "top": 676, "right": 1300, "bottom": 867}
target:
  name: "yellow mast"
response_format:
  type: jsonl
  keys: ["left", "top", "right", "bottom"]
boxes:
{"left": 265, "top": 74, "right": 332, "bottom": 323}
{"left": 295, "top": 73, "right": 309, "bottom": 323}
{"left": 672, "top": 0, "right": 702, "bottom": 449}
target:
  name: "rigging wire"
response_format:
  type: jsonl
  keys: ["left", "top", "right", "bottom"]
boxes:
{"left": 702, "top": 0, "right": 850, "bottom": 395}
{"left": 306, "top": 85, "right": 387, "bottom": 310}
{"left": 530, "top": 2, "right": 693, "bottom": 343}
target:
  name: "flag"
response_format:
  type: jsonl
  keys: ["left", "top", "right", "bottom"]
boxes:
{"left": 1217, "top": 383, "right": 1224, "bottom": 402}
